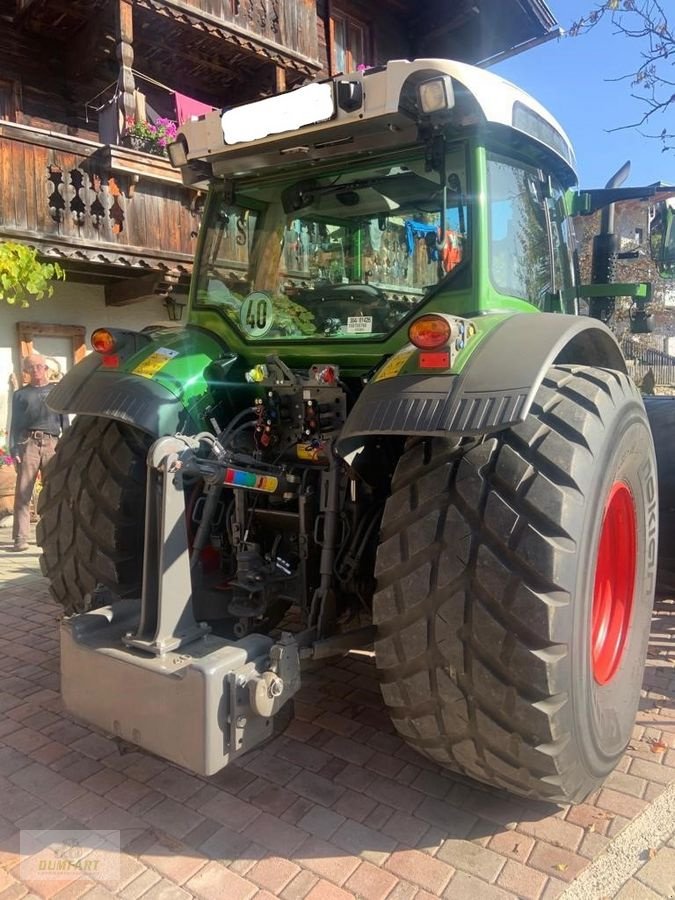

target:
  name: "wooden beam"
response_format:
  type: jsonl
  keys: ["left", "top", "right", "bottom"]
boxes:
{"left": 275, "top": 66, "right": 287, "bottom": 94}
{"left": 114, "top": 0, "right": 136, "bottom": 124}
{"left": 104, "top": 271, "right": 178, "bottom": 307}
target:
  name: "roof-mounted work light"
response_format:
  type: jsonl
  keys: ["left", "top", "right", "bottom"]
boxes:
{"left": 417, "top": 76, "right": 455, "bottom": 115}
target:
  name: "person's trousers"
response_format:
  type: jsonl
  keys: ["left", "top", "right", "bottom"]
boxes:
{"left": 12, "top": 434, "right": 57, "bottom": 544}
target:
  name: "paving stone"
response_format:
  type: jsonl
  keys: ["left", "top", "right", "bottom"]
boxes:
{"left": 184, "top": 861, "right": 257, "bottom": 900}
{"left": 238, "top": 777, "right": 296, "bottom": 817}
{"left": 635, "top": 846, "right": 675, "bottom": 896}
{"left": 516, "top": 816, "right": 585, "bottom": 853}
{"left": 280, "top": 869, "right": 320, "bottom": 900}
{"left": 297, "top": 806, "right": 345, "bottom": 841}
{"left": 141, "top": 797, "right": 205, "bottom": 840}
{"left": 488, "top": 829, "right": 536, "bottom": 862}
{"left": 526, "top": 841, "right": 588, "bottom": 883}
{"left": 196, "top": 790, "right": 261, "bottom": 832}
{"left": 139, "top": 842, "right": 206, "bottom": 885}
{"left": 596, "top": 788, "right": 649, "bottom": 819}
{"left": 276, "top": 739, "right": 332, "bottom": 773}
{"left": 146, "top": 767, "right": 204, "bottom": 803}
{"left": 436, "top": 839, "right": 506, "bottom": 882}
{"left": 138, "top": 879, "right": 193, "bottom": 900}
{"left": 322, "top": 735, "right": 374, "bottom": 767}
{"left": 242, "top": 812, "right": 306, "bottom": 856}
{"left": 304, "top": 880, "right": 355, "bottom": 900}
{"left": 247, "top": 856, "right": 300, "bottom": 894}
{"left": 345, "top": 861, "right": 399, "bottom": 900}
{"left": 362, "top": 802, "right": 394, "bottom": 832}
{"left": 443, "top": 871, "right": 517, "bottom": 899}
{"left": 384, "top": 848, "right": 454, "bottom": 894}
{"left": 292, "top": 836, "right": 361, "bottom": 886}
{"left": 331, "top": 817, "right": 397, "bottom": 866}
{"left": 415, "top": 796, "right": 478, "bottom": 838}
{"left": 496, "top": 858, "right": 548, "bottom": 900}
{"left": 286, "top": 770, "right": 346, "bottom": 808}
{"left": 629, "top": 756, "right": 675, "bottom": 785}
{"left": 332, "top": 788, "right": 378, "bottom": 824}
{"left": 381, "top": 811, "right": 430, "bottom": 846}
{"left": 615, "top": 879, "right": 666, "bottom": 900}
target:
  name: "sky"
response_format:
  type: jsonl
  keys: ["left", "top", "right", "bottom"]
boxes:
{"left": 493, "top": 0, "right": 674, "bottom": 190}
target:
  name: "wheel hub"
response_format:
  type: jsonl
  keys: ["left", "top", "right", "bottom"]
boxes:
{"left": 591, "top": 481, "right": 637, "bottom": 685}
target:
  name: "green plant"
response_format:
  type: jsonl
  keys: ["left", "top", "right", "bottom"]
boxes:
{"left": 0, "top": 242, "right": 65, "bottom": 307}
{"left": 124, "top": 116, "right": 178, "bottom": 156}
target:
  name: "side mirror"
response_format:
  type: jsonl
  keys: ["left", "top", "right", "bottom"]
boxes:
{"left": 650, "top": 199, "right": 675, "bottom": 278}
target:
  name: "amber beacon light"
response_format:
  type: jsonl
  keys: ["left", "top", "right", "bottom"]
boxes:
{"left": 91, "top": 328, "right": 117, "bottom": 354}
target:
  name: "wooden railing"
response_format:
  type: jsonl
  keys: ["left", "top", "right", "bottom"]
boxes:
{"left": 0, "top": 122, "right": 200, "bottom": 272}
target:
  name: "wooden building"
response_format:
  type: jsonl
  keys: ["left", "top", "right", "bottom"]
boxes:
{"left": 0, "top": 0, "right": 559, "bottom": 425}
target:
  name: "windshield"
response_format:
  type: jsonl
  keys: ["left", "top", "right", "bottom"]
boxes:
{"left": 194, "top": 147, "right": 469, "bottom": 340}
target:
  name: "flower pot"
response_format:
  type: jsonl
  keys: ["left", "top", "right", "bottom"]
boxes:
{"left": 0, "top": 466, "right": 16, "bottom": 518}
{"left": 121, "top": 135, "right": 167, "bottom": 157}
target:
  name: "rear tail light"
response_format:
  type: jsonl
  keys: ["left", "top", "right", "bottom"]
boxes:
{"left": 408, "top": 315, "right": 451, "bottom": 350}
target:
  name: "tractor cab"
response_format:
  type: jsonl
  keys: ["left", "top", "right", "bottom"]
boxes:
{"left": 172, "top": 59, "right": 580, "bottom": 372}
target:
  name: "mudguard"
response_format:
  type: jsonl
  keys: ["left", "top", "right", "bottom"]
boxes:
{"left": 47, "top": 326, "right": 229, "bottom": 437}
{"left": 337, "top": 313, "right": 626, "bottom": 454}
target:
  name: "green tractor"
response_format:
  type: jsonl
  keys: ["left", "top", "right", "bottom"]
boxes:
{"left": 38, "top": 59, "right": 672, "bottom": 804}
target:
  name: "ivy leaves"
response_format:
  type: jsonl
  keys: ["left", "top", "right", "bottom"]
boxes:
{"left": 0, "top": 242, "right": 65, "bottom": 306}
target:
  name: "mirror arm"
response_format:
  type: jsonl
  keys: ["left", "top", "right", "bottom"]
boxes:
{"left": 437, "top": 148, "right": 447, "bottom": 249}
{"left": 423, "top": 132, "right": 447, "bottom": 249}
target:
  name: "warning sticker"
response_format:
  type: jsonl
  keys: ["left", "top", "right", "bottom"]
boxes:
{"left": 132, "top": 347, "right": 179, "bottom": 379}
{"left": 346, "top": 316, "right": 373, "bottom": 334}
{"left": 373, "top": 349, "right": 414, "bottom": 382}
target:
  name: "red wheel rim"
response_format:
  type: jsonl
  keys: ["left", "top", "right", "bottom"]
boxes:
{"left": 591, "top": 482, "right": 637, "bottom": 685}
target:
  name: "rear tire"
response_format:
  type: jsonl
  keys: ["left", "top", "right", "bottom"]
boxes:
{"left": 643, "top": 396, "right": 675, "bottom": 594}
{"left": 374, "top": 366, "right": 657, "bottom": 803}
{"left": 37, "top": 416, "right": 150, "bottom": 614}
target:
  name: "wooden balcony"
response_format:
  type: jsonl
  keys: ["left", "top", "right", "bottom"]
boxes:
{"left": 0, "top": 121, "right": 199, "bottom": 298}
{"left": 131, "top": 0, "right": 320, "bottom": 76}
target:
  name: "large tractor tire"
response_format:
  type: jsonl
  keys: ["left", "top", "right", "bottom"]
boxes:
{"left": 374, "top": 365, "right": 657, "bottom": 803}
{"left": 37, "top": 416, "right": 150, "bottom": 614}
{"left": 643, "top": 396, "right": 675, "bottom": 594}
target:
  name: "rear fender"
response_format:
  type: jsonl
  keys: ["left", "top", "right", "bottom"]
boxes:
{"left": 47, "top": 327, "right": 230, "bottom": 437}
{"left": 337, "top": 313, "right": 626, "bottom": 454}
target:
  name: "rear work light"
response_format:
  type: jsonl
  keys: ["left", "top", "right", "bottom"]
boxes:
{"left": 167, "top": 136, "right": 188, "bottom": 168}
{"left": 91, "top": 329, "right": 117, "bottom": 354}
{"left": 408, "top": 315, "right": 452, "bottom": 350}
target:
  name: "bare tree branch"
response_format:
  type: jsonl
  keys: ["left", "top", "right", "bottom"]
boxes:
{"left": 570, "top": 1, "right": 675, "bottom": 147}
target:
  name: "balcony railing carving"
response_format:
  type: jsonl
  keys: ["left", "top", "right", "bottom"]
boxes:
{"left": 0, "top": 122, "right": 200, "bottom": 272}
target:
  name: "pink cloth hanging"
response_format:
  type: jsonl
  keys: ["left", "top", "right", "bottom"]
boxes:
{"left": 174, "top": 92, "right": 216, "bottom": 125}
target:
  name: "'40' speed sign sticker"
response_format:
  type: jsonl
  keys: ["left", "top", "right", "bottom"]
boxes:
{"left": 240, "top": 292, "right": 274, "bottom": 337}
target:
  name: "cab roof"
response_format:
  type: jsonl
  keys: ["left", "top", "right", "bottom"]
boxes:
{"left": 176, "top": 57, "right": 576, "bottom": 185}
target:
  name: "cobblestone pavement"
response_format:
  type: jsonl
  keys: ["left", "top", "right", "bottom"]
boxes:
{"left": 0, "top": 526, "right": 674, "bottom": 900}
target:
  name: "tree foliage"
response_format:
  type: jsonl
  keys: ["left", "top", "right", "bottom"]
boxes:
{"left": 570, "top": 2, "right": 675, "bottom": 148}
{"left": 0, "top": 242, "right": 65, "bottom": 306}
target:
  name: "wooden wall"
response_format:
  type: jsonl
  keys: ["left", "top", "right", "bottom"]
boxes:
{"left": 0, "top": 25, "right": 102, "bottom": 138}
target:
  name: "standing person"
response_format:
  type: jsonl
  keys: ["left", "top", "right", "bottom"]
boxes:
{"left": 7, "top": 354, "right": 63, "bottom": 552}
